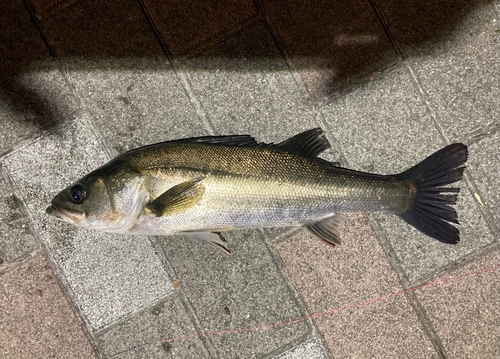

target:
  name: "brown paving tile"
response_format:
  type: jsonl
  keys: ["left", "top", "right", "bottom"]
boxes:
{"left": 415, "top": 249, "right": 500, "bottom": 358}
{"left": 43, "top": 0, "right": 161, "bottom": 59}
{"left": 274, "top": 213, "right": 438, "bottom": 358}
{"left": 144, "top": 0, "right": 257, "bottom": 55}
{"left": 29, "top": 0, "right": 79, "bottom": 20}
{"left": 0, "top": 253, "right": 97, "bottom": 359}
{"left": 262, "top": 0, "right": 399, "bottom": 102}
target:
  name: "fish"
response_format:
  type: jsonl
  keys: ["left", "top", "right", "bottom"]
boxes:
{"left": 46, "top": 128, "right": 468, "bottom": 253}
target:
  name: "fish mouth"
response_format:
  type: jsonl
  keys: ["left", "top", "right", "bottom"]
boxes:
{"left": 46, "top": 204, "right": 85, "bottom": 223}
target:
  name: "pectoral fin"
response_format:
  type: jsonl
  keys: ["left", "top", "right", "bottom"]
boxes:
{"left": 304, "top": 214, "right": 344, "bottom": 247}
{"left": 146, "top": 177, "right": 205, "bottom": 217}
{"left": 183, "top": 232, "right": 231, "bottom": 254}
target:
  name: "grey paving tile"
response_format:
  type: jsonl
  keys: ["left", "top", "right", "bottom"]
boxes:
{"left": 271, "top": 338, "right": 327, "bottom": 359}
{"left": 320, "top": 64, "right": 495, "bottom": 284}
{"left": 3, "top": 115, "right": 172, "bottom": 329}
{"left": 177, "top": 21, "right": 319, "bottom": 142}
{"left": 95, "top": 294, "right": 212, "bottom": 359}
{"left": 415, "top": 249, "right": 500, "bottom": 358}
{"left": 153, "top": 229, "right": 312, "bottom": 359}
{"left": 370, "top": 189, "right": 494, "bottom": 284}
{"left": 42, "top": 0, "right": 205, "bottom": 154}
{"left": 261, "top": 0, "right": 399, "bottom": 102}
{"left": 0, "top": 166, "right": 39, "bottom": 269}
{"left": 144, "top": 0, "right": 257, "bottom": 56}
{"left": 467, "top": 132, "right": 500, "bottom": 233}
{"left": 0, "top": 252, "right": 97, "bottom": 359}
{"left": 0, "top": 0, "right": 81, "bottom": 154}
{"left": 378, "top": 0, "right": 500, "bottom": 140}
{"left": 274, "top": 213, "right": 438, "bottom": 358}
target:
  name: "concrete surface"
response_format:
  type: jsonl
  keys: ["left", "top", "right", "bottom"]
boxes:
{"left": 1, "top": 0, "right": 498, "bottom": 358}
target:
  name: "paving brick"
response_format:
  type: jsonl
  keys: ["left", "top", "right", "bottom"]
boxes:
{"left": 0, "top": 0, "right": 80, "bottom": 154}
{"left": 95, "top": 293, "right": 212, "bottom": 359}
{"left": 178, "top": 21, "right": 319, "bottom": 143}
{"left": 261, "top": 0, "right": 399, "bottom": 102}
{"left": 29, "top": 0, "right": 79, "bottom": 20}
{"left": 42, "top": 0, "right": 205, "bottom": 154}
{"left": 272, "top": 338, "right": 327, "bottom": 359}
{"left": 153, "top": 229, "right": 312, "bottom": 358}
{"left": 3, "top": 115, "right": 172, "bottom": 329}
{"left": 145, "top": 0, "right": 257, "bottom": 55}
{"left": 0, "top": 166, "right": 39, "bottom": 269}
{"left": 320, "top": 64, "right": 495, "bottom": 284}
{"left": 378, "top": 0, "right": 500, "bottom": 140}
{"left": 467, "top": 132, "right": 500, "bottom": 233}
{"left": 415, "top": 249, "right": 500, "bottom": 358}
{"left": 274, "top": 213, "right": 438, "bottom": 358}
{"left": 0, "top": 252, "right": 97, "bottom": 359}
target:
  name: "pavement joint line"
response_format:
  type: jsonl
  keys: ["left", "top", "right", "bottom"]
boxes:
{"left": 368, "top": 0, "right": 404, "bottom": 59}
{"left": 105, "top": 263, "right": 500, "bottom": 358}
{"left": 170, "top": 13, "right": 265, "bottom": 58}
{"left": 402, "top": 61, "right": 452, "bottom": 144}
{"left": 462, "top": 167, "right": 500, "bottom": 237}
{"left": 136, "top": 0, "right": 214, "bottom": 135}
{"left": 254, "top": 0, "right": 314, "bottom": 106}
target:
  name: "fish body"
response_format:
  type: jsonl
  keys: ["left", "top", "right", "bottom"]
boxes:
{"left": 47, "top": 129, "right": 468, "bottom": 251}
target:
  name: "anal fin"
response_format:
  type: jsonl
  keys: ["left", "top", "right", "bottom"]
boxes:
{"left": 304, "top": 214, "right": 344, "bottom": 247}
{"left": 182, "top": 232, "right": 231, "bottom": 254}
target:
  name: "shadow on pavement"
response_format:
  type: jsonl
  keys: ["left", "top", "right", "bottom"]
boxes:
{"left": 0, "top": 0, "right": 494, "bottom": 132}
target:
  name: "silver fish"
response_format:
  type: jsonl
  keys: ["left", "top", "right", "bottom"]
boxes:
{"left": 46, "top": 129, "right": 468, "bottom": 253}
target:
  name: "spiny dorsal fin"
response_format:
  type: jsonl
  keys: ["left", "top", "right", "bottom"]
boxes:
{"left": 277, "top": 128, "right": 331, "bottom": 158}
{"left": 170, "top": 135, "right": 260, "bottom": 147}
{"left": 146, "top": 177, "right": 205, "bottom": 217}
{"left": 304, "top": 214, "right": 344, "bottom": 246}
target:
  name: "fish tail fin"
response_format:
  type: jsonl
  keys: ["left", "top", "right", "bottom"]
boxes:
{"left": 395, "top": 143, "right": 468, "bottom": 244}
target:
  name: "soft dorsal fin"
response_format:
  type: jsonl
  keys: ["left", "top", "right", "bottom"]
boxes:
{"left": 277, "top": 128, "right": 331, "bottom": 158}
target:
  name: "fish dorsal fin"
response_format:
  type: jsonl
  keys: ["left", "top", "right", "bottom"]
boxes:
{"left": 146, "top": 177, "right": 205, "bottom": 217}
{"left": 170, "top": 135, "right": 261, "bottom": 147}
{"left": 182, "top": 232, "right": 231, "bottom": 254}
{"left": 277, "top": 128, "right": 331, "bottom": 158}
{"left": 304, "top": 214, "right": 344, "bottom": 246}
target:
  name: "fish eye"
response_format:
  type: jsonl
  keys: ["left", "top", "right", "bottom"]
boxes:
{"left": 68, "top": 184, "right": 86, "bottom": 204}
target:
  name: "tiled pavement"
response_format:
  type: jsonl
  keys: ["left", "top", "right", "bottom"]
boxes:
{"left": 1, "top": 0, "right": 499, "bottom": 358}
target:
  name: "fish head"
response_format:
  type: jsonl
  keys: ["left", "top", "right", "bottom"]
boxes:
{"left": 46, "top": 164, "right": 146, "bottom": 232}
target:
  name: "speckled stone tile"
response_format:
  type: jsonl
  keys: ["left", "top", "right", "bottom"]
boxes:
{"left": 177, "top": 21, "right": 319, "bottom": 143}
{"left": 466, "top": 132, "right": 500, "bottom": 234}
{"left": 320, "top": 64, "right": 494, "bottom": 284}
{"left": 261, "top": 0, "right": 399, "bottom": 102}
{"left": 0, "top": 0, "right": 81, "bottom": 154}
{"left": 144, "top": 0, "right": 257, "bottom": 55}
{"left": 95, "top": 294, "right": 213, "bottom": 359}
{"left": 153, "top": 229, "right": 312, "bottom": 359}
{"left": 41, "top": 0, "right": 205, "bottom": 154}
{"left": 377, "top": 0, "right": 500, "bottom": 140}
{"left": 3, "top": 115, "right": 172, "bottom": 329}
{"left": 0, "top": 252, "right": 97, "bottom": 359}
{"left": 415, "top": 249, "right": 500, "bottom": 358}
{"left": 0, "top": 166, "right": 39, "bottom": 269}
{"left": 272, "top": 338, "right": 328, "bottom": 359}
{"left": 274, "top": 213, "right": 438, "bottom": 358}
